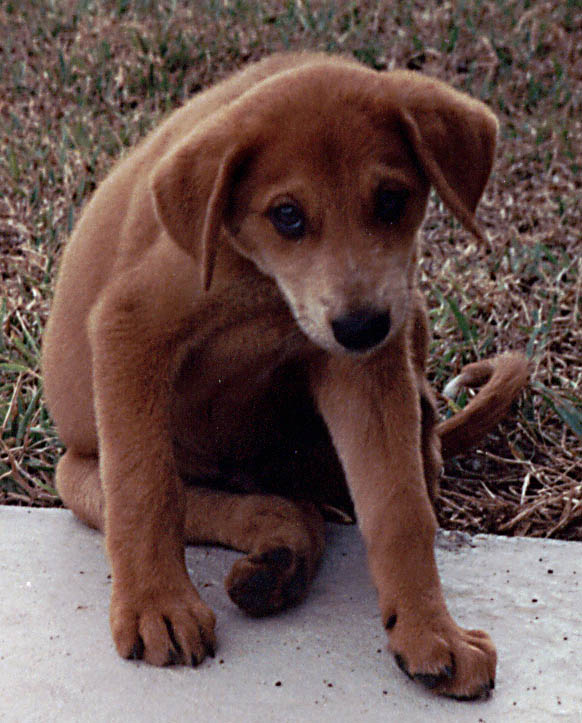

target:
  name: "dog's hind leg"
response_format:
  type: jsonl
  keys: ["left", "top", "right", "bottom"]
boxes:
{"left": 56, "top": 450, "right": 105, "bottom": 531}
{"left": 57, "top": 457, "right": 325, "bottom": 618}
{"left": 184, "top": 486, "right": 326, "bottom": 617}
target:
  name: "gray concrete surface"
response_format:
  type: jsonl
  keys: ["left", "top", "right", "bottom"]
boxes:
{"left": 1, "top": 507, "right": 580, "bottom": 722}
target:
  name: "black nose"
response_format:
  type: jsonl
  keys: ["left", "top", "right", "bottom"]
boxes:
{"left": 331, "top": 308, "right": 391, "bottom": 352}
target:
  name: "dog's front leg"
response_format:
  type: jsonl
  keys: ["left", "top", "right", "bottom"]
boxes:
{"left": 88, "top": 279, "right": 216, "bottom": 667}
{"left": 312, "top": 342, "right": 496, "bottom": 699}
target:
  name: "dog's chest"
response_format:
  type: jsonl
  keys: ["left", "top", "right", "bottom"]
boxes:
{"left": 169, "top": 308, "right": 314, "bottom": 478}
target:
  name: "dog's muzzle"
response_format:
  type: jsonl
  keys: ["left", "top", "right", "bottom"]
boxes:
{"left": 331, "top": 308, "right": 391, "bottom": 352}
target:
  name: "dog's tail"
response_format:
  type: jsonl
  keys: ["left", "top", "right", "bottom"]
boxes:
{"left": 437, "top": 352, "right": 529, "bottom": 459}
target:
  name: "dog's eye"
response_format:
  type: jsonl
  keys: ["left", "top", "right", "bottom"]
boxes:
{"left": 269, "top": 203, "right": 306, "bottom": 240}
{"left": 375, "top": 188, "right": 408, "bottom": 226}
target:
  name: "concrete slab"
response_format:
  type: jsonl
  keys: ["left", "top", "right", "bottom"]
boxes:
{"left": 0, "top": 507, "right": 580, "bottom": 722}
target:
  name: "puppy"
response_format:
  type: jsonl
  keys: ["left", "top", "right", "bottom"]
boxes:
{"left": 43, "top": 53, "right": 528, "bottom": 699}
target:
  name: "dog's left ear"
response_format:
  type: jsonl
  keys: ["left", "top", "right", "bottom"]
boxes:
{"left": 396, "top": 73, "right": 498, "bottom": 241}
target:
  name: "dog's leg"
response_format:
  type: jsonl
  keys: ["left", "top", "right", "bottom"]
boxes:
{"left": 419, "top": 383, "right": 443, "bottom": 507}
{"left": 184, "top": 487, "right": 325, "bottom": 616}
{"left": 312, "top": 342, "right": 496, "bottom": 700}
{"left": 87, "top": 283, "right": 217, "bottom": 668}
{"left": 409, "top": 291, "right": 443, "bottom": 506}
{"left": 56, "top": 450, "right": 105, "bottom": 531}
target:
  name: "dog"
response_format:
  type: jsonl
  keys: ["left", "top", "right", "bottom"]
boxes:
{"left": 42, "top": 52, "right": 528, "bottom": 700}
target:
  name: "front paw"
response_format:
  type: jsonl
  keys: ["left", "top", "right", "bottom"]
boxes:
{"left": 387, "top": 614, "right": 496, "bottom": 700}
{"left": 110, "top": 580, "right": 216, "bottom": 667}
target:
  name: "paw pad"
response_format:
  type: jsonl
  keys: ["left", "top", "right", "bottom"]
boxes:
{"left": 226, "top": 546, "right": 309, "bottom": 617}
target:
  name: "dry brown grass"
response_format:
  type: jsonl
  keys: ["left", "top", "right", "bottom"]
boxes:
{"left": 1, "top": 0, "right": 580, "bottom": 538}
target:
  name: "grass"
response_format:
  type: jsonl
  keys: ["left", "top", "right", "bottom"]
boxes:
{"left": 1, "top": 0, "right": 581, "bottom": 539}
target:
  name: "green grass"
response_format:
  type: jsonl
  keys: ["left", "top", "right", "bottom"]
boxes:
{"left": 1, "top": 0, "right": 581, "bottom": 538}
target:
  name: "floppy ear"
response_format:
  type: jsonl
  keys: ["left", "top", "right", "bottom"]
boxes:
{"left": 150, "top": 130, "right": 244, "bottom": 291}
{"left": 396, "top": 73, "right": 498, "bottom": 241}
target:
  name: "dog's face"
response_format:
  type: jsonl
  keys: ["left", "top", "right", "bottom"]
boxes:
{"left": 152, "top": 61, "right": 497, "bottom": 356}
{"left": 223, "top": 104, "right": 430, "bottom": 354}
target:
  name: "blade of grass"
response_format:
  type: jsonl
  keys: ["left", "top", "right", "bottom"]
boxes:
{"left": 533, "top": 381, "right": 582, "bottom": 440}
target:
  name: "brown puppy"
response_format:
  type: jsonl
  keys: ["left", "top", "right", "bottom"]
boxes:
{"left": 43, "top": 53, "right": 528, "bottom": 699}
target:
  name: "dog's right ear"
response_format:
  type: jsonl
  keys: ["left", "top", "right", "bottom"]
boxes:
{"left": 150, "top": 129, "right": 244, "bottom": 291}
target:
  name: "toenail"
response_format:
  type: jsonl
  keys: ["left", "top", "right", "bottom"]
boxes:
{"left": 385, "top": 614, "right": 397, "bottom": 630}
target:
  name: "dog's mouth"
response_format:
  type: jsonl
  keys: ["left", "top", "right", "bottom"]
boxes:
{"left": 275, "top": 277, "right": 395, "bottom": 356}
{"left": 330, "top": 307, "right": 391, "bottom": 353}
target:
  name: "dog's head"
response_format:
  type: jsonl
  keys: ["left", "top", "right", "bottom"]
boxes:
{"left": 151, "top": 57, "right": 497, "bottom": 355}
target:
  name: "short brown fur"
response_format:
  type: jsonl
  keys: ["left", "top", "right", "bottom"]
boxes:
{"left": 43, "top": 53, "right": 528, "bottom": 698}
